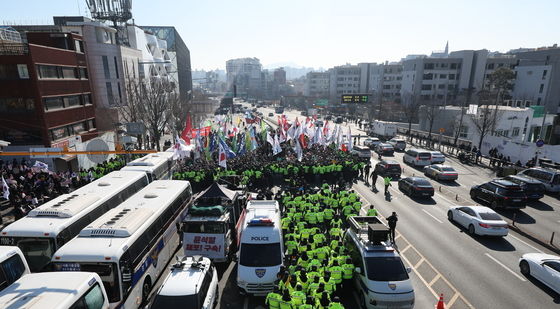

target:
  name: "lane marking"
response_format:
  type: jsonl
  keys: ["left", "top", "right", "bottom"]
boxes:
{"left": 507, "top": 234, "right": 544, "bottom": 254}
{"left": 422, "top": 209, "right": 443, "bottom": 223}
{"left": 485, "top": 253, "right": 526, "bottom": 281}
{"left": 428, "top": 273, "right": 442, "bottom": 286}
{"left": 354, "top": 183, "right": 476, "bottom": 308}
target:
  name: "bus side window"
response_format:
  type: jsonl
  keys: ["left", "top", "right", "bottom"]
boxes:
{"left": 70, "top": 283, "right": 105, "bottom": 309}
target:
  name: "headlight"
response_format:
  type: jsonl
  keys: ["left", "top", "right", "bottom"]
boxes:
{"left": 237, "top": 279, "right": 247, "bottom": 286}
{"left": 369, "top": 298, "right": 377, "bottom": 306}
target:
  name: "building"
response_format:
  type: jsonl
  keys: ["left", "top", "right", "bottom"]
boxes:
{"left": 509, "top": 47, "right": 560, "bottom": 113}
{"left": 0, "top": 31, "right": 97, "bottom": 170}
{"left": 141, "top": 26, "right": 193, "bottom": 102}
{"left": 329, "top": 64, "right": 362, "bottom": 102}
{"left": 273, "top": 67, "right": 286, "bottom": 85}
{"left": 363, "top": 62, "right": 403, "bottom": 102}
{"left": 304, "top": 71, "right": 330, "bottom": 98}
{"left": 226, "top": 57, "right": 262, "bottom": 99}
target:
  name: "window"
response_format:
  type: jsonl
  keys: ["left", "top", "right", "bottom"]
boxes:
{"left": 0, "top": 98, "right": 35, "bottom": 113}
{"left": 65, "top": 95, "right": 82, "bottom": 108}
{"left": 70, "top": 283, "right": 105, "bottom": 309}
{"left": 239, "top": 243, "right": 281, "bottom": 267}
{"left": 542, "top": 70, "right": 548, "bottom": 79}
{"left": 117, "top": 83, "right": 122, "bottom": 104}
{"left": 459, "top": 126, "right": 468, "bottom": 138}
{"left": 537, "top": 98, "right": 542, "bottom": 105}
{"left": 487, "top": 63, "right": 495, "bottom": 70}
{"left": 44, "top": 97, "right": 64, "bottom": 111}
{"left": 0, "top": 254, "right": 27, "bottom": 290}
{"left": 438, "top": 84, "right": 445, "bottom": 89}
{"left": 84, "top": 94, "right": 92, "bottom": 105}
{"left": 440, "top": 74, "right": 447, "bottom": 79}
{"left": 365, "top": 257, "right": 408, "bottom": 281}
{"left": 113, "top": 57, "right": 120, "bottom": 79}
{"left": 0, "top": 64, "right": 20, "bottom": 80}
{"left": 423, "top": 73, "right": 433, "bottom": 80}
{"left": 424, "top": 63, "right": 434, "bottom": 70}
{"left": 102, "top": 56, "right": 110, "bottom": 79}
{"left": 62, "top": 67, "right": 77, "bottom": 79}
{"left": 539, "top": 84, "right": 544, "bottom": 94}
{"left": 421, "top": 84, "right": 432, "bottom": 91}
{"left": 72, "top": 122, "right": 86, "bottom": 134}
{"left": 449, "top": 74, "right": 455, "bottom": 80}
{"left": 50, "top": 126, "right": 69, "bottom": 140}
{"left": 512, "top": 127, "right": 520, "bottom": 137}
{"left": 106, "top": 82, "right": 114, "bottom": 106}
{"left": 79, "top": 67, "right": 88, "bottom": 79}
{"left": 38, "top": 65, "right": 60, "bottom": 79}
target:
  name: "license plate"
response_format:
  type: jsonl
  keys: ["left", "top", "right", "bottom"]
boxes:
{"left": 422, "top": 193, "right": 431, "bottom": 196}
{"left": 513, "top": 199, "right": 521, "bottom": 202}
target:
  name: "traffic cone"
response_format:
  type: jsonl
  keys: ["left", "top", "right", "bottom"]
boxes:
{"left": 435, "top": 293, "right": 445, "bottom": 309}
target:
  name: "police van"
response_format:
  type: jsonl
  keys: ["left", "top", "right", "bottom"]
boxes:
{"left": 344, "top": 216, "right": 415, "bottom": 309}
{"left": 236, "top": 200, "right": 283, "bottom": 296}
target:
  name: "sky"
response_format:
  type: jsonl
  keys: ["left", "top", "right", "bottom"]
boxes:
{"left": 3, "top": 0, "right": 560, "bottom": 70}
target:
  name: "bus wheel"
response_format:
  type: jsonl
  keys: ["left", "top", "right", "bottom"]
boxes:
{"left": 142, "top": 277, "right": 152, "bottom": 305}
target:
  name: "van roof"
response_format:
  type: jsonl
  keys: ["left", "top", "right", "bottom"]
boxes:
{"left": 0, "top": 272, "right": 101, "bottom": 309}
{"left": 157, "top": 256, "right": 212, "bottom": 297}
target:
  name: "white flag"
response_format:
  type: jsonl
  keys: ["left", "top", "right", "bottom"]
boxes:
{"left": 348, "top": 126, "right": 353, "bottom": 151}
{"left": 1, "top": 176, "right": 9, "bottom": 200}
{"left": 273, "top": 134, "right": 282, "bottom": 155}
{"left": 218, "top": 142, "right": 227, "bottom": 168}
{"left": 33, "top": 161, "right": 49, "bottom": 170}
{"left": 286, "top": 121, "right": 297, "bottom": 141}
{"left": 294, "top": 138, "right": 303, "bottom": 162}
{"left": 266, "top": 132, "right": 275, "bottom": 147}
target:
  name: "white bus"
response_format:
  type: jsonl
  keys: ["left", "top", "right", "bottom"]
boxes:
{"left": 0, "top": 272, "right": 109, "bottom": 309}
{"left": 0, "top": 246, "right": 31, "bottom": 291}
{"left": 121, "top": 152, "right": 176, "bottom": 182}
{"left": 0, "top": 171, "right": 149, "bottom": 272}
{"left": 52, "top": 180, "right": 193, "bottom": 309}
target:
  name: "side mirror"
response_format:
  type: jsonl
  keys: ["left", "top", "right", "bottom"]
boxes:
{"left": 355, "top": 267, "right": 362, "bottom": 274}
{"left": 406, "top": 267, "right": 412, "bottom": 274}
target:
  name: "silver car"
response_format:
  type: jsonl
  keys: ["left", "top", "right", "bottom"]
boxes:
{"left": 430, "top": 151, "right": 446, "bottom": 164}
{"left": 423, "top": 164, "right": 458, "bottom": 181}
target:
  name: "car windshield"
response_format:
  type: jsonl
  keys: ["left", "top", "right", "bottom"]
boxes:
{"left": 478, "top": 212, "right": 502, "bottom": 221}
{"left": 365, "top": 257, "right": 409, "bottom": 281}
{"left": 152, "top": 295, "right": 199, "bottom": 309}
{"left": 441, "top": 167, "right": 455, "bottom": 172}
{"left": 71, "top": 263, "right": 120, "bottom": 303}
{"left": 418, "top": 153, "right": 431, "bottom": 159}
{"left": 240, "top": 243, "right": 281, "bottom": 267}
{"left": 184, "top": 222, "right": 225, "bottom": 234}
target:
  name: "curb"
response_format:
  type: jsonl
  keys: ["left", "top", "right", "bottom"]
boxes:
{"left": 507, "top": 223, "right": 560, "bottom": 255}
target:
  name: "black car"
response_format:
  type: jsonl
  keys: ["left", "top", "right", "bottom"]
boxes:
{"left": 503, "top": 175, "right": 546, "bottom": 201}
{"left": 470, "top": 179, "right": 527, "bottom": 209}
{"left": 398, "top": 177, "right": 434, "bottom": 198}
{"left": 374, "top": 160, "right": 402, "bottom": 178}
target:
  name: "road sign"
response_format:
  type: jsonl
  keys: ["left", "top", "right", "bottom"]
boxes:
{"left": 29, "top": 147, "right": 62, "bottom": 159}
{"left": 341, "top": 94, "right": 369, "bottom": 104}
{"left": 536, "top": 139, "right": 545, "bottom": 147}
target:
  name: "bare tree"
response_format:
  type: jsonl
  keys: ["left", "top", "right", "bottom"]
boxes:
{"left": 469, "top": 90, "right": 503, "bottom": 150}
{"left": 425, "top": 100, "right": 442, "bottom": 143}
{"left": 401, "top": 92, "right": 421, "bottom": 142}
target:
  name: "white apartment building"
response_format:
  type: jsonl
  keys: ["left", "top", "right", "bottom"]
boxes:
{"left": 329, "top": 64, "right": 361, "bottom": 102}
{"left": 226, "top": 57, "right": 262, "bottom": 98}
{"left": 362, "top": 63, "right": 403, "bottom": 102}
{"left": 304, "top": 71, "right": 330, "bottom": 97}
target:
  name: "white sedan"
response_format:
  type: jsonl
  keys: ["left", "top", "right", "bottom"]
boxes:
{"left": 430, "top": 151, "right": 446, "bottom": 164}
{"left": 423, "top": 164, "right": 458, "bottom": 181}
{"left": 447, "top": 206, "right": 509, "bottom": 236}
{"left": 519, "top": 253, "right": 560, "bottom": 294}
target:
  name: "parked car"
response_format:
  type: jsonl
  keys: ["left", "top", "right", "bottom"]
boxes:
{"left": 430, "top": 151, "right": 446, "bottom": 164}
{"left": 152, "top": 256, "right": 219, "bottom": 309}
{"left": 375, "top": 143, "right": 395, "bottom": 156}
{"left": 374, "top": 160, "right": 402, "bottom": 179}
{"left": 503, "top": 175, "right": 546, "bottom": 201}
{"left": 363, "top": 137, "right": 381, "bottom": 149}
{"left": 519, "top": 253, "right": 560, "bottom": 294}
{"left": 447, "top": 206, "right": 509, "bottom": 236}
{"left": 423, "top": 164, "right": 458, "bottom": 181}
{"left": 398, "top": 177, "right": 434, "bottom": 198}
{"left": 388, "top": 138, "right": 407, "bottom": 151}
{"left": 470, "top": 179, "right": 527, "bottom": 209}
{"left": 268, "top": 112, "right": 274, "bottom": 117}
{"left": 517, "top": 167, "right": 560, "bottom": 193}
{"left": 352, "top": 145, "right": 372, "bottom": 158}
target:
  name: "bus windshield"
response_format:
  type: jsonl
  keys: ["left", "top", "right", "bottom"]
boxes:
{"left": 54, "top": 262, "right": 120, "bottom": 303}
{"left": 15, "top": 237, "right": 55, "bottom": 272}
{"left": 184, "top": 222, "right": 225, "bottom": 234}
{"left": 240, "top": 243, "right": 281, "bottom": 267}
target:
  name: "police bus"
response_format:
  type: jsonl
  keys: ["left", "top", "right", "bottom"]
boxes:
{"left": 0, "top": 272, "right": 109, "bottom": 309}
{"left": 52, "top": 180, "right": 193, "bottom": 308}
{"left": 0, "top": 171, "right": 149, "bottom": 272}
{"left": 0, "top": 246, "right": 31, "bottom": 291}
{"left": 121, "top": 152, "right": 176, "bottom": 182}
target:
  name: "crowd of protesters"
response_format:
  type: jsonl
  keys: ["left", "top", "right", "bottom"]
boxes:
{"left": 0, "top": 156, "right": 135, "bottom": 221}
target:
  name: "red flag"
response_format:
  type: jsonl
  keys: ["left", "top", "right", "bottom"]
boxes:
{"left": 181, "top": 113, "right": 192, "bottom": 145}
{"left": 313, "top": 114, "right": 317, "bottom": 120}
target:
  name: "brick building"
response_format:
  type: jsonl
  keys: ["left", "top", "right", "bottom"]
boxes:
{"left": 0, "top": 30, "right": 97, "bottom": 169}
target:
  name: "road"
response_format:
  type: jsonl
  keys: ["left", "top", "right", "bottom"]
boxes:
{"left": 248, "top": 103, "right": 560, "bottom": 308}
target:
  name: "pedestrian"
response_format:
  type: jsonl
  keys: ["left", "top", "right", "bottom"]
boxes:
{"left": 387, "top": 212, "right": 398, "bottom": 243}
{"left": 383, "top": 176, "right": 392, "bottom": 195}
{"left": 370, "top": 171, "right": 378, "bottom": 190}
{"left": 476, "top": 149, "right": 481, "bottom": 164}
{"left": 363, "top": 163, "right": 371, "bottom": 185}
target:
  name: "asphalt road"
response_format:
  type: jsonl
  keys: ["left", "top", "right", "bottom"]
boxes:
{"left": 249, "top": 103, "right": 560, "bottom": 308}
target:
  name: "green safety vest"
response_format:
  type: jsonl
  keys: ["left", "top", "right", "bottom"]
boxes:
{"left": 265, "top": 292, "right": 282, "bottom": 309}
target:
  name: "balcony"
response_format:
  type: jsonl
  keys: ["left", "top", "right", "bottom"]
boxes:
{"left": 0, "top": 43, "right": 29, "bottom": 55}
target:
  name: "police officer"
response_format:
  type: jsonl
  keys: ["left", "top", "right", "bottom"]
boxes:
{"left": 383, "top": 176, "right": 392, "bottom": 195}
{"left": 341, "top": 257, "right": 355, "bottom": 287}
{"left": 265, "top": 287, "right": 282, "bottom": 309}
{"left": 387, "top": 212, "right": 398, "bottom": 243}
{"left": 278, "top": 290, "right": 293, "bottom": 309}
{"left": 366, "top": 205, "right": 378, "bottom": 216}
